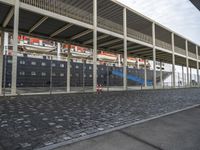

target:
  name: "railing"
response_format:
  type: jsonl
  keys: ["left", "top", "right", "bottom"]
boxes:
{"left": 97, "top": 17, "right": 123, "bottom": 34}
{"left": 20, "top": 0, "right": 93, "bottom": 24}
{"left": 127, "top": 28, "right": 153, "bottom": 44}
{"left": 155, "top": 39, "right": 172, "bottom": 50}
{"left": 174, "top": 46, "right": 186, "bottom": 55}
{"left": 188, "top": 51, "right": 197, "bottom": 59}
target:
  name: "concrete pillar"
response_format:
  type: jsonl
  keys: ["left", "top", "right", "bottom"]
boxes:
{"left": 196, "top": 45, "right": 199, "bottom": 86}
{"left": 144, "top": 59, "right": 147, "bottom": 87}
{"left": 0, "top": 31, "right": 4, "bottom": 95}
{"left": 67, "top": 44, "right": 71, "bottom": 93}
{"left": 93, "top": 0, "right": 97, "bottom": 92}
{"left": 160, "top": 61, "right": 163, "bottom": 87}
{"left": 152, "top": 22, "right": 156, "bottom": 89}
{"left": 123, "top": 8, "right": 127, "bottom": 90}
{"left": 171, "top": 33, "right": 175, "bottom": 88}
{"left": 11, "top": 0, "right": 20, "bottom": 95}
{"left": 186, "top": 40, "right": 189, "bottom": 87}
{"left": 182, "top": 65, "right": 184, "bottom": 86}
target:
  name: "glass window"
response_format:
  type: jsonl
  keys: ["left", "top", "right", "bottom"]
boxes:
{"left": 19, "top": 71, "right": 25, "bottom": 76}
{"left": 31, "top": 61, "right": 36, "bottom": 65}
{"left": 89, "top": 66, "right": 92, "bottom": 70}
{"left": 7, "top": 59, "right": 12, "bottom": 64}
{"left": 89, "top": 74, "right": 92, "bottom": 78}
{"left": 52, "top": 73, "right": 56, "bottom": 76}
{"left": 60, "top": 64, "right": 64, "bottom": 68}
{"left": 41, "top": 72, "right": 46, "bottom": 76}
{"left": 41, "top": 62, "right": 46, "bottom": 66}
{"left": 31, "top": 71, "right": 36, "bottom": 76}
{"left": 19, "top": 60, "right": 25, "bottom": 64}
{"left": 75, "top": 65, "right": 79, "bottom": 69}
{"left": 52, "top": 63, "right": 56, "bottom": 67}
{"left": 60, "top": 73, "right": 64, "bottom": 77}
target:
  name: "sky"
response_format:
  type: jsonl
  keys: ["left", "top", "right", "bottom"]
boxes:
{"left": 117, "top": 0, "right": 200, "bottom": 45}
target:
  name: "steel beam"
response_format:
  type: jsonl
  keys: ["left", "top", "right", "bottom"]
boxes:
{"left": 11, "top": 0, "right": 19, "bottom": 95}
{"left": 98, "top": 39, "right": 122, "bottom": 47}
{"left": 50, "top": 23, "right": 73, "bottom": 38}
{"left": 70, "top": 30, "right": 92, "bottom": 40}
{"left": 29, "top": 16, "right": 48, "bottom": 33}
{"left": 3, "top": 7, "right": 14, "bottom": 28}
{"left": 83, "top": 35, "right": 109, "bottom": 45}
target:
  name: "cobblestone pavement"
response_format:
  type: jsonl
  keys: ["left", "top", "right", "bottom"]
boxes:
{"left": 0, "top": 88, "right": 200, "bottom": 150}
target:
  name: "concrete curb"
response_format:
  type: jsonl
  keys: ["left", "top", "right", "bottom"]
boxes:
{"left": 36, "top": 104, "right": 200, "bottom": 150}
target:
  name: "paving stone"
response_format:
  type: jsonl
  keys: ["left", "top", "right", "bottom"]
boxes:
{"left": 0, "top": 88, "right": 200, "bottom": 149}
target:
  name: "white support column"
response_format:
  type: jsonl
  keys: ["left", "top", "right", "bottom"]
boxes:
{"left": 67, "top": 44, "right": 71, "bottom": 93}
{"left": 123, "top": 8, "right": 127, "bottom": 90}
{"left": 11, "top": 0, "right": 19, "bottom": 95}
{"left": 196, "top": 45, "right": 199, "bottom": 86}
{"left": 182, "top": 65, "right": 184, "bottom": 86}
{"left": 144, "top": 59, "right": 147, "bottom": 87}
{"left": 57, "top": 42, "right": 61, "bottom": 60}
{"left": 160, "top": 61, "right": 163, "bottom": 87}
{"left": 0, "top": 31, "right": 4, "bottom": 95}
{"left": 152, "top": 22, "right": 156, "bottom": 89}
{"left": 186, "top": 40, "right": 189, "bottom": 87}
{"left": 190, "top": 67, "right": 192, "bottom": 86}
{"left": 171, "top": 33, "right": 175, "bottom": 88}
{"left": 93, "top": 0, "right": 97, "bottom": 92}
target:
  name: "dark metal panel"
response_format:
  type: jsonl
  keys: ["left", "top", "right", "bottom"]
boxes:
{"left": 190, "top": 0, "right": 200, "bottom": 11}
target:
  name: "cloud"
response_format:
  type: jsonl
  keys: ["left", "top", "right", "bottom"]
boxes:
{"left": 117, "top": 0, "right": 200, "bottom": 44}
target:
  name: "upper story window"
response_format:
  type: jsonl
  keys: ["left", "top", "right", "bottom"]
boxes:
{"left": 19, "top": 60, "right": 25, "bottom": 65}
{"left": 52, "top": 63, "right": 56, "bottom": 67}
{"left": 31, "top": 61, "right": 36, "bottom": 65}
{"left": 60, "top": 73, "right": 64, "bottom": 77}
{"left": 75, "top": 65, "right": 79, "bottom": 69}
{"left": 31, "top": 71, "right": 36, "bottom": 76}
{"left": 41, "top": 62, "right": 46, "bottom": 66}
{"left": 41, "top": 72, "right": 46, "bottom": 76}
{"left": 60, "top": 64, "right": 64, "bottom": 68}
{"left": 52, "top": 73, "right": 56, "bottom": 76}
{"left": 89, "top": 66, "right": 92, "bottom": 70}
{"left": 19, "top": 71, "right": 25, "bottom": 76}
{"left": 7, "top": 59, "right": 12, "bottom": 64}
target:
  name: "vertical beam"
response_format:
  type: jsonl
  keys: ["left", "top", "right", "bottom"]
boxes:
{"left": 196, "top": 45, "right": 199, "bottom": 86}
{"left": 190, "top": 67, "right": 192, "bottom": 86}
{"left": 144, "top": 59, "right": 147, "bottom": 87}
{"left": 123, "top": 8, "right": 127, "bottom": 90}
{"left": 152, "top": 22, "right": 156, "bottom": 89}
{"left": 93, "top": 0, "right": 97, "bottom": 92}
{"left": 182, "top": 65, "right": 184, "bottom": 86}
{"left": 160, "top": 61, "right": 163, "bottom": 87}
{"left": 67, "top": 44, "right": 71, "bottom": 93}
{"left": 186, "top": 40, "right": 189, "bottom": 87}
{"left": 0, "top": 31, "right": 4, "bottom": 95}
{"left": 57, "top": 42, "right": 61, "bottom": 59}
{"left": 11, "top": 0, "right": 19, "bottom": 95}
{"left": 171, "top": 33, "right": 175, "bottom": 88}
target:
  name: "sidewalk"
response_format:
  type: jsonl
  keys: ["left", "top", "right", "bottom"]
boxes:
{"left": 55, "top": 106, "right": 200, "bottom": 150}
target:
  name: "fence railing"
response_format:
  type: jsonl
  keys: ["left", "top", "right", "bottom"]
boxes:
{"left": 155, "top": 39, "right": 172, "bottom": 50}
{"left": 175, "top": 46, "right": 186, "bottom": 55}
